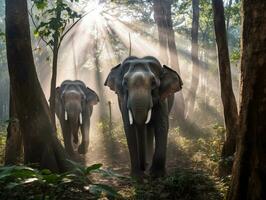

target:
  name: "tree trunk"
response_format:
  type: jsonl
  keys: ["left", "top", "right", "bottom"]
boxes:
{"left": 49, "top": 0, "right": 62, "bottom": 128}
{"left": 187, "top": 0, "right": 200, "bottom": 117}
{"left": 153, "top": 0, "right": 168, "bottom": 63}
{"left": 6, "top": 0, "right": 70, "bottom": 172}
{"left": 227, "top": 1, "right": 266, "bottom": 199}
{"left": 50, "top": 47, "right": 59, "bottom": 127}
{"left": 164, "top": 0, "right": 185, "bottom": 124}
{"left": 94, "top": 31, "right": 107, "bottom": 121}
{"left": 226, "top": 0, "right": 233, "bottom": 31}
{"left": 212, "top": 0, "right": 239, "bottom": 177}
{"left": 5, "top": 89, "right": 23, "bottom": 165}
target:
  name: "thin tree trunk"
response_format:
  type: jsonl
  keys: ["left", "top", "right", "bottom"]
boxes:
{"left": 6, "top": 0, "right": 70, "bottom": 172}
{"left": 50, "top": 47, "right": 59, "bottom": 127}
{"left": 212, "top": 0, "right": 239, "bottom": 177}
{"left": 164, "top": 0, "right": 185, "bottom": 124}
{"left": 227, "top": 1, "right": 266, "bottom": 199}
{"left": 49, "top": 0, "right": 62, "bottom": 128}
{"left": 5, "top": 89, "right": 22, "bottom": 165}
{"left": 226, "top": 0, "right": 233, "bottom": 31}
{"left": 187, "top": 0, "right": 200, "bottom": 117}
{"left": 94, "top": 32, "right": 106, "bottom": 121}
{"left": 153, "top": 0, "right": 168, "bottom": 63}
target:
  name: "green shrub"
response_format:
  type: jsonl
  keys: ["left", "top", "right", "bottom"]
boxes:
{"left": 0, "top": 161, "right": 120, "bottom": 200}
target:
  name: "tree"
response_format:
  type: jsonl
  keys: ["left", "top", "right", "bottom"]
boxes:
{"left": 6, "top": 0, "right": 70, "bottom": 172}
{"left": 186, "top": 0, "right": 200, "bottom": 117}
{"left": 165, "top": 0, "right": 185, "bottom": 123}
{"left": 153, "top": 0, "right": 185, "bottom": 124}
{"left": 212, "top": 0, "right": 238, "bottom": 176}
{"left": 153, "top": 0, "right": 168, "bottom": 63}
{"left": 31, "top": 0, "right": 81, "bottom": 126}
{"left": 4, "top": 90, "right": 22, "bottom": 165}
{"left": 227, "top": 0, "right": 266, "bottom": 199}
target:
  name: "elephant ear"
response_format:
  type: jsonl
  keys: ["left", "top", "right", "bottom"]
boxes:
{"left": 85, "top": 87, "right": 99, "bottom": 105}
{"left": 159, "top": 65, "right": 183, "bottom": 100}
{"left": 104, "top": 64, "right": 122, "bottom": 93}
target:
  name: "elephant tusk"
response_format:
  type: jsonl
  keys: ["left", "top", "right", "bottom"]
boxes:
{"left": 145, "top": 109, "right": 152, "bottom": 124}
{"left": 128, "top": 109, "right": 133, "bottom": 125}
{"left": 80, "top": 113, "right": 83, "bottom": 124}
{"left": 65, "top": 111, "right": 68, "bottom": 121}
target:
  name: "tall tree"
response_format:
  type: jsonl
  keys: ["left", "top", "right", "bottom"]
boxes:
{"left": 212, "top": 0, "right": 238, "bottom": 176}
{"left": 226, "top": 0, "right": 233, "bottom": 30}
{"left": 227, "top": 0, "right": 266, "bottom": 199}
{"left": 153, "top": 0, "right": 185, "bottom": 124}
{"left": 153, "top": 0, "right": 168, "bottom": 63}
{"left": 5, "top": 90, "right": 22, "bottom": 165}
{"left": 31, "top": 0, "right": 81, "bottom": 126}
{"left": 187, "top": 0, "right": 200, "bottom": 117}
{"left": 6, "top": 0, "right": 69, "bottom": 172}
{"left": 165, "top": 0, "right": 185, "bottom": 123}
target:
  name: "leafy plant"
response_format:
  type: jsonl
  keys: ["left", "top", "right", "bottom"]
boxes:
{"left": 0, "top": 161, "right": 121, "bottom": 199}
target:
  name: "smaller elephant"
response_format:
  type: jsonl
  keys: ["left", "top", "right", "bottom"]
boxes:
{"left": 55, "top": 80, "right": 99, "bottom": 157}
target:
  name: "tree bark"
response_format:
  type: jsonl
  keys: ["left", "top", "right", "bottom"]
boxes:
{"left": 153, "top": 0, "right": 168, "bottom": 63}
{"left": 6, "top": 0, "right": 70, "bottom": 172}
{"left": 212, "top": 0, "right": 239, "bottom": 177}
{"left": 187, "top": 0, "right": 200, "bottom": 117}
{"left": 227, "top": 1, "right": 266, "bottom": 199}
{"left": 164, "top": 0, "right": 185, "bottom": 124}
{"left": 153, "top": 0, "right": 186, "bottom": 125}
{"left": 5, "top": 89, "right": 23, "bottom": 165}
{"left": 49, "top": 0, "right": 62, "bottom": 128}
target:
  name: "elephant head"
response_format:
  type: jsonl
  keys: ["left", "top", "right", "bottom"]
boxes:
{"left": 55, "top": 80, "right": 99, "bottom": 156}
{"left": 105, "top": 56, "right": 182, "bottom": 126}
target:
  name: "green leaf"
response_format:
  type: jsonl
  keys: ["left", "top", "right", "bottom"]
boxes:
{"left": 90, "top": 184, "right": 120, "bottom": 198}
{"left": 86, "top": 164, "right": 103, "bottom": 174}
{"left": 34, "top": 0, "right": 48, "bottom": 10}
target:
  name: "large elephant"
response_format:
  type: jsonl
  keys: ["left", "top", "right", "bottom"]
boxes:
{"left": 55, "top": 80, "right": 99, "bottom": 157}
{"left": 104, "top": 56, "right": 183, "bottom": 177}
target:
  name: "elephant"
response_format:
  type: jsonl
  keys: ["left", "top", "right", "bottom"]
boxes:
{"left": 104, "top": 56, "right": 183, "bottom": 177}
{"left": 55, "top": 80, "right": 99, "bottom": 157}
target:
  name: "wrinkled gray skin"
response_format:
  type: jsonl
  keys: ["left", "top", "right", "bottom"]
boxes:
{"left": 55, "top": 80, "right": 99, "bottom": 157}
{"left": 104, "top": 56, "right": 183, "bottom": 177}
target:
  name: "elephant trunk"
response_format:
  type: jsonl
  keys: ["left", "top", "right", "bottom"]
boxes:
{"left": 128, "top": 91, "right": 153, "bottom": 125}
{"left": 65, "top": 104, "right": 81, "bottom": 144}
{"left": 136, "top": 124, "right": 147, "bottom": 171}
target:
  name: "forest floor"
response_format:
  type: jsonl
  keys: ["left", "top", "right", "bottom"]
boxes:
{"left": 81, "top": 119, "right": 229, "bottom": 200}
{"left": 0, "top": 106, "right": 230, "bottom": 199}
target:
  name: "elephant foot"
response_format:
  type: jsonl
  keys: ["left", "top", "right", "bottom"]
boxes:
{"left": 130, "top": 170, "right": 148, "bottom": 181}
{"left": 73, "top": 137, "right": 78, "bottom": 144}
{"left": 78, "top": 143, "right": 88, "bottom": 154}
{"left": 150, "top": 167, "right": 166, "bottom": 178}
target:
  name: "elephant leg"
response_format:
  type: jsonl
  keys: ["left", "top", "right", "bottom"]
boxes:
{"left": 136, "top": 125, "right": 147, "bottom": 171}
{"left": 78, "top": 120, "right": 90, "bottom": 154}
{"left": 150, "top": 102, "right": 169, "bottom": 177}
{"left": 146, "top": 126, "right": 154, "bottom": 169}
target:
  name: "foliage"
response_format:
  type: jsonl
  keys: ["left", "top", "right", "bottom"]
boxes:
{"left": 131, "top": 169, "right": 225, "bottom": 200}
{"left": 32, "top": 0, "right": 81, "bottom": 49}
{"left": 0, "top": 124, "right": 6, "bottom": 165}
{"left": 170, "top": 124, "right": 225, "bottom": 176}
{"left": 0, "top": 161, "right": 120, "bottom": 199}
